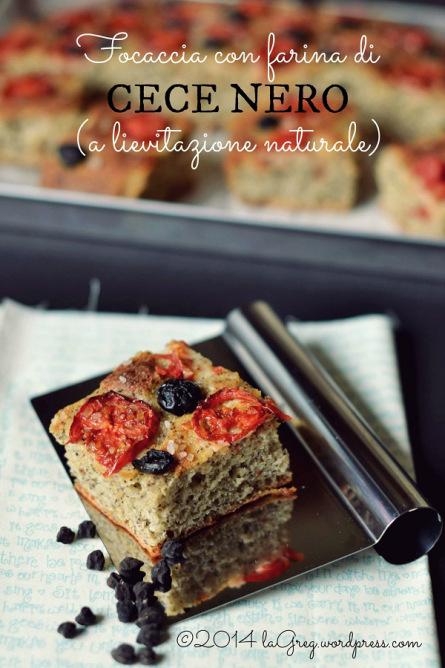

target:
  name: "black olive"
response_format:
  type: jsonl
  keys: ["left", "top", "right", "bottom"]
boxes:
{"left": 62, "top": 44, "right": 81, "bottom": 55}
{"left": 203, "top": 36, "right": 228, "bottom": 49}
{"left": 257, "top": 115, "right": 280, "bottom": 130}
{"left": 164, "top": 17, "right": 186, "bottom": 29}
{"left": 284, "top": 28, "right": 311, "bottom": 43}
{"left": 118, "top": 0, "right": 140, "bottom": 8}
{"left": 228, "top": 9, "right": 248, "bottom": 24}
{"left": 337, "top": 16, "right": 363, "bottom": 30}
{"left": 424, "top": 43, "right": 443, "bottom": 58}
{"left": 157, "top": 379, "right": 203, "bottom": 416}
{"left": 58, "top": 143, "right": 87, "bottom": 167}
{"left": 132, "top": 450, "right": 176, "bottom": 474}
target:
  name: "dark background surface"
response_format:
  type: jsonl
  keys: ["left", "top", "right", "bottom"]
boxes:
{"left": 0, "top": 196, "right": 444, "bottom": 664}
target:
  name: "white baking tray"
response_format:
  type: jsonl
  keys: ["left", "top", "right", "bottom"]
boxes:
{"left": 1, "top": 1, "right": 445, "bottom": 244}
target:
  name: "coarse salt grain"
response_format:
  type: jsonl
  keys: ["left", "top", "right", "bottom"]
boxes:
{"left": 166, "top": 442, "right": 176, "bottom": 455}
{"left": 119, "top": 375, "right": 127, "bottom": 383}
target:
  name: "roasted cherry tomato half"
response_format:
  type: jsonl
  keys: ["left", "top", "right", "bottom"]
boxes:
{"left": 150, "top": 353, "right": 184, "bottom": 379}
{"left": 69, "top": 391, "right": 159, "bottom": 476}
{"left": 166, "top": 341, "right": 195, "bottom": 379}
{"left": 192, "top": 387, "right": 290, "bottom": 443}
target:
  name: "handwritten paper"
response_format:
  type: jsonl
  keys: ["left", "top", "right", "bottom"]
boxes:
{"left": 0, "top": 300, "right": 439, "bottom": 667}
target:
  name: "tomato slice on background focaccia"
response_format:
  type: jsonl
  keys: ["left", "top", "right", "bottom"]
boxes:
{"left": 48, "top": 8, "right": 98, "bottom": 31}
{"left": 3, "top": 74, "right": 55, "bottom": 100}
{"left": 69, "top": 391, "right": 160, "bottom": 476}
{"left": 192, "top": 387, "right": 290, "bottom": 443}
{"left": 0, "top": 25, "right": 39, "bottom": 56}
{"left": 120, "top": 114, "right": 167, "bottom": 143}
{"left": 105, "top": 11, "right": 145, "bottom": 34}
{"left": 413, "top": 155, "right": 445, "bottom": 184}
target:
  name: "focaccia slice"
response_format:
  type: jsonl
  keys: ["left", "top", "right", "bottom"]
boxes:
{"left": 50, "top": 341, "right": 294, "bottom": 558}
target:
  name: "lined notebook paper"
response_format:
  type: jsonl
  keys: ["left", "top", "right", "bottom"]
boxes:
{"left": 0, "top": 300, "right": 439, "bottom": 667}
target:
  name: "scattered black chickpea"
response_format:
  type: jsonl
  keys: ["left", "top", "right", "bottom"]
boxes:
{"left": 107, "top": 572, "right": 125, "bottom": 590}
{"left": 151, "top": 560, "right": 172, "bottom": 593}
{"left": 115, "top": 581, "right": 135, "bottom": 604}
{"left": 77, "top": 520, "right": 96, "bottom": 539}
{"left": 54, "top": 516, "right": 172, "bottom": 663}
{"left": 133, "top": 581, "right": 156, "bottom": 602}
{"left": 57, "top": 621, "right": 77, "bottom": 639}
{"left": 86, "top": 549, "right": 105, "bottom": 571}
{"left": 161, "top": 539, "right": 185, "bottom": 565}
{"left": 138, "top": 646, "right": 158, "bottom": 665}
{"left": 136, "top": 603, "right": 166, "bottom": 628}
{"left": 119, "top": 557, "right": 144, "bottom": 573}
{"left": 136, "top": 624, "right": 163, "bottom": 647}
{"left": 75, "top": 606, "right": 97, "bottom": 626}
{"left": 117, "top": 601, "right": 138, "bottom": 624}
{"left": 203, "top": 35, "right": 227, "bottom": 49}
{"left": 118, "top": 557, "right": 145, "bottom": 585}
{"left": 111, "top": 643, "right": 137, "bottom": 665}
{"left": 56, "top": 526, "right": 75, "bottom": 544}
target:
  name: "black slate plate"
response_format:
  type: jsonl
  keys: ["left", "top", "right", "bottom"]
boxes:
{"left": 31, "top": 335, "right": 372, "bottom": 622}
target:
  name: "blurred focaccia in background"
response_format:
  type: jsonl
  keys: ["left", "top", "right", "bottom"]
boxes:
{"left": 376, "top": 139, "right": 445, "bottom": 237}
{"left": 2, "top": 1, "right": 445, "bottom": 235}
{"left": 0, "top": 72, "right": 82, "bottom": 166}
{"left": 225, "top": 102, "right": 362, "bottom": 211}
{"left": 41, "top": 104, "right": 194, "bottom": 198}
